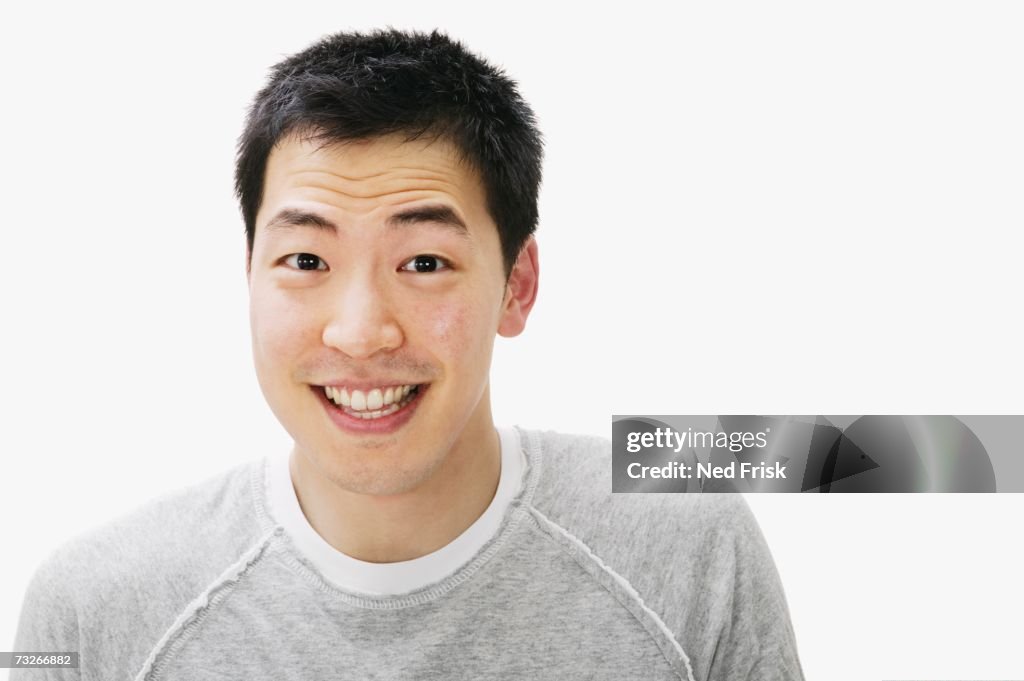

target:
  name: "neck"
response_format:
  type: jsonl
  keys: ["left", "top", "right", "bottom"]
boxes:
{"left": 289, "top": 416, "right": 502, "bottom": 564}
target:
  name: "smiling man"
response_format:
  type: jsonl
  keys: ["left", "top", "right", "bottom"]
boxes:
{"left": 248, "top": 131, "right": 535, "bottom": 564}
{"left": 13, "top": 30, "right": 803, "bottom": 680}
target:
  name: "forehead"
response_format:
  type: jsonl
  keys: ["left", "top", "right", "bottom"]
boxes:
{"left": 257, "top": 131, "right": 491, "bottom": 230}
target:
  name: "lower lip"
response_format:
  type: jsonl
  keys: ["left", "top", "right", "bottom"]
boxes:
{"left": 313, "top": 385, "right": 427, "bottom": 435}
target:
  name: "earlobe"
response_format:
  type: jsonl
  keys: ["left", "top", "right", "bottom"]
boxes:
{"left": 498, "top": 237, "right": 539, "bottom": 338}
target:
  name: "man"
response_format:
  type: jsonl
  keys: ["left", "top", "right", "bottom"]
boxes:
{"left": 13, "top": 29, "right": 803, "bottom": 680}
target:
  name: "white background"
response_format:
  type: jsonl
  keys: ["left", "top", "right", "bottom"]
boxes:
{"left": 2, "top": 2, "right": 1022, "bottom": 679}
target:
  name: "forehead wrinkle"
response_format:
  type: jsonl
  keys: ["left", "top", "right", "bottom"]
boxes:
{"left": 289, "top": 165, "right": 465, "bottom": 185}
{"left": 286, "top": 156, "right": 466, "bottom": 183}
{"left": 290, "top": 164, "right": 463, "bottom": 182}
{"left": 296, "top": 186, "right": 470, "bottom": 210}
{"left": 286, "top": 170, "right": 470, "bottom": 203}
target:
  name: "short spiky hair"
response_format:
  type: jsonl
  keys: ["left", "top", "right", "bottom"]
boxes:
{"left": 235, "top": 29, "right": 543, "bottom": 275}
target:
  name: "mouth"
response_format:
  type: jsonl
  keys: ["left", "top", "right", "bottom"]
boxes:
{"left": 313, "top": 382, "right": 428, "bottom": 434}
{"left": 322, "top": 384, "right": 423, "bottom": 419}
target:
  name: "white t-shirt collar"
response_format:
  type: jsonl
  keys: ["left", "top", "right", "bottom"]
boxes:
{"left": 266, "top": 426, "right": 525, "bottom": 595}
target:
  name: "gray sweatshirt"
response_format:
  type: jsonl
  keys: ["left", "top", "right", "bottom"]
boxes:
{"left": 13, "top": 428, "right": 803, "bottom": 680}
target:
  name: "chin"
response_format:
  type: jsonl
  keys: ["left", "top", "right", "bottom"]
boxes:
{"left": 310, "top": 444, "right": 447, "bottom": 497}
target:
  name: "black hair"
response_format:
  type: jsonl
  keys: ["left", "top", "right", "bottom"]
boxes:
{"left": 235, "top": 29, "right": 543, "bottom": 275}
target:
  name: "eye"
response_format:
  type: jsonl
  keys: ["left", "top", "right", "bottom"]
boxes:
{"left": 283, "top": 253, "right": 328, "bottom": 271}
{"left": 400, "top": 255, "right": 451, "bottom": 273}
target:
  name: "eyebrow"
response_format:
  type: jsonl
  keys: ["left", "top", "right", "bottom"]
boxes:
{"left": 263, "top": 204, "right": 470, "bottom": 238}
{"left": 386, "top": 205, "right": 469, "bottom": 237}
{"left": 264, "top": 208, "right": 337, "bottom": 233}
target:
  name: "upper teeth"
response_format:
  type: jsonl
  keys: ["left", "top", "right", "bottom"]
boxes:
{"left": 324, "top": 385, "right": 417, "bottom": 411}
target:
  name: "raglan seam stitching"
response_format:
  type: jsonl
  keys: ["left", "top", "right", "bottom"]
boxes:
{"left": 131, "top": 526, "right": 280, "bottom": 681}
{"left": 525, "top": 506, "right": 697, "bottom": 681}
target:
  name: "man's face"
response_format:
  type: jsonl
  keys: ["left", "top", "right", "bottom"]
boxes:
{"left": 248, "top": 132, "right": 532, "bottom": 496}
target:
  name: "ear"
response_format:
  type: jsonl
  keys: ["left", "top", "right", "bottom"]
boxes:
{"left": 498, "top": 237, "right": 539, "bottom": 338}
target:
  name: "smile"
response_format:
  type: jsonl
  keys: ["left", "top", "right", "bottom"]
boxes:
{"left": 322, "top": 384, "right": 423, "bottom": 420}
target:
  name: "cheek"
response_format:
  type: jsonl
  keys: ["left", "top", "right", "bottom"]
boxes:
{"left": 250, "top": 289, "right": 314, "bottom": 369}
{"left": 414, "top": 296, "right": 496, "bottom": 365}
{"left": 425, "top": 302, "right": 471, "bottom": 356}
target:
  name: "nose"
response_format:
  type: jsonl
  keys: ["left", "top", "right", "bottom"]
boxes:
{"left": 321, "top": 276, "right": 404, "bottom": 359}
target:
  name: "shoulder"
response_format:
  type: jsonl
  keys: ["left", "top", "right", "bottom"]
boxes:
{"left": 523, "top": 427, "right": 764, "bottom": 592}
{"left": 525, "top": 427, "right": 758, "bottom": 549}
{"left": 520, "top": 428, "right": 800, "bottom": 680}
{"left": 15, "top": 459, "right": 269, "bottom": 664}
{"left": 53, "top": 458, "right": 265, "bottom": 587}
